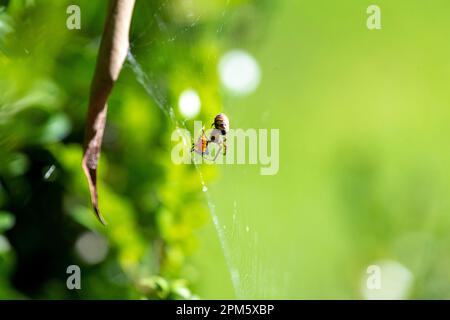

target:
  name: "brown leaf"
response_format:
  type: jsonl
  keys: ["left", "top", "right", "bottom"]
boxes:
{"left": 82, "top": 0, "right": 136, "bottom": 225}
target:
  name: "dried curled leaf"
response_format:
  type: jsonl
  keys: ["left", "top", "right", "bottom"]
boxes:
{"left": 82, "top": 0, "right": 135, "bottom": 225}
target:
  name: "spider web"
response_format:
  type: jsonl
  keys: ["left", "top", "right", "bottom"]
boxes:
{"left": 125, "top": 0, "right": 280, "bottom": 299}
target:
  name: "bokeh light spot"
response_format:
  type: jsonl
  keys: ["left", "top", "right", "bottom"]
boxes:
{"left": 361, "top": 260, "right": 413, "bottom": 300}
{"left": 178, "top": 89, "right": 201, "bottom": 119}
{"left": 218, "top": 49, "right": 261, "bottom": 96}
{"left": 75, "top": 232, "right": 109, "bottom": 265}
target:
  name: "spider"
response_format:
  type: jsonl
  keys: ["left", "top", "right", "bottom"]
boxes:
{"left": 191, "top": 113, "right": 229, "bottom": 161}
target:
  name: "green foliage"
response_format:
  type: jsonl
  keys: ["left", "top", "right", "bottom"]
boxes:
{"left": 0, "top": 0, "right": 265, "bottom": 299}
{"left": 0, "top": 211, "right": 14, "bottom": 232}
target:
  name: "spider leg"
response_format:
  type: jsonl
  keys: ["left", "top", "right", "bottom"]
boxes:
{"left": 212, "top": 145, "right": 223, "bottom": 161}
{"left": 223, "top": 137, "right": 227, "bottom": 156}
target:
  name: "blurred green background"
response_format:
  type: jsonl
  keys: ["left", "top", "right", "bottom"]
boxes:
{"left": 2, "top": 0, "right": 450, "bottom": 299}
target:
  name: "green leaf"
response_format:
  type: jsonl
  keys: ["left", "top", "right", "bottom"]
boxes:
{"left": 0, "top": 211, "right": 15, "bottom": 232}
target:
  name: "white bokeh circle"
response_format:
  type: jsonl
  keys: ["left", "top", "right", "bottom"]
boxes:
{"left": 218, "top": 49, "right": 261, "bottom": 96}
